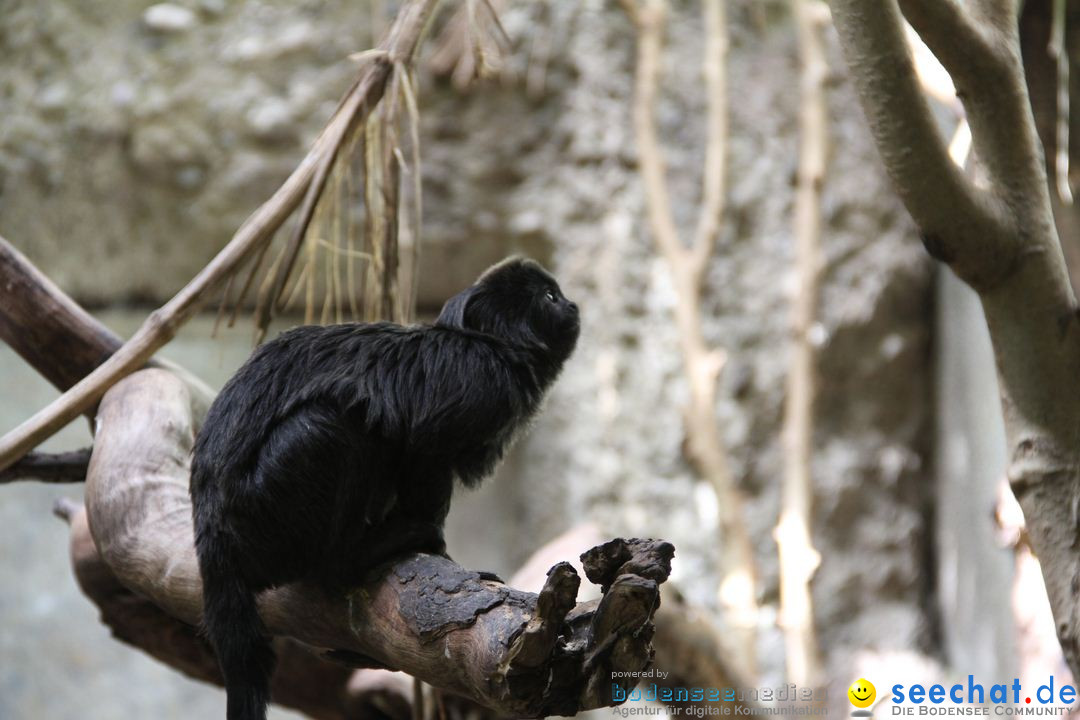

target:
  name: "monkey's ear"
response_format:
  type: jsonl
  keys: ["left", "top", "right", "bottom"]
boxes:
{"left": 435, "top": 286, "right": 475, "bottom": 329}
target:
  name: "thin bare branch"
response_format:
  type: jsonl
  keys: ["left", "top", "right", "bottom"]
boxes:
{"left": 397, "top": 64, "right": 424, "bottom": 323}
{"left": 624, "top": 0, "right": 759, "bottom": 678}
{"left": 1050, "top": 0, "right": 1073, "bottom": 203}
{"left": 776, "top": 0, "right": 827, "bottom": 687}
{"left": 0, "top": 449, "right": 91, "bottom": 484}
{"left": 632, "top": 0, "right": 689, "bottom": 269}
{"left": 691, "top": 0, "right": 728, "bottom": 280}
{"left": 383, "top": 145, "right": 402, "bottom": 322}
{"left": 364, "top": 113, "right": 388, "bottom": 321}
{"left": 211, "top": 273, "right": 234, "bottom": 339}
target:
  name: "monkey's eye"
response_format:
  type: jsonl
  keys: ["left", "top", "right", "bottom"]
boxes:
{"left": 544, "top": 290, "right": 558, "bottom": 303}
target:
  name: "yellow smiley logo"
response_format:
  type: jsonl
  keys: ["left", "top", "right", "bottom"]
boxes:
{"left": 848, "top": 679, "right": 876, "bottom": 709}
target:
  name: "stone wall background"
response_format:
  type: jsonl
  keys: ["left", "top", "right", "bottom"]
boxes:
{"left": 0, "top": 0, "right": 1020, "bottom": 717}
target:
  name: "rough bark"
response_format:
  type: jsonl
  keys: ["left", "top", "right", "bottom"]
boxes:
{"left": 508, "top": 523, "right": 758, "bottom": 713}
{"left": 829, "top": 0, "right": 1080, "bottom": 677}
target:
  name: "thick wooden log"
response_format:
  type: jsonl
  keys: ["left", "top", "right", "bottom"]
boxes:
{"left": 83, "top": 368, "right": 672, "bottom": 717}
{"left": 65, "top": 505, "right": 371, "bottom": 720}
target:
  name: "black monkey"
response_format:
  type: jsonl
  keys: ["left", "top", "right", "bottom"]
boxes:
{"left": 190, "top": 257, "right": 579, "bottom": 720}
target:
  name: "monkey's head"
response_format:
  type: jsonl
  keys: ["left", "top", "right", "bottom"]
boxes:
{"left": 436, "top": 257, "right": 580, "bottom": 363}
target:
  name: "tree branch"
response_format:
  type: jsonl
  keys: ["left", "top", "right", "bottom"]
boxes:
{"left": 0, "top": 449, "right": 90, "bottom": 484}
{"left": 775, "top": 0, "right": 827, "bottom": 687}
{"left": 1021, "top": 0, "right": 1080, "bottom": 293}
{"left": 898, "top": 0, "right": 1048, "bottom": 232}
{"left": 969, "top": 0, "right": 1021, "bottom": 32}
{"left": 630, "top": 0, "right": 687, "bottom": 270}
{"left": 0, "top": 238, "right": 124, "bottom": 398}
{"left": 1048, "top": 0, "right": 1073, "bottom": 204}
{"left": 691, "top": 0, "right": 728, "bottom": 279}
{"left": 80, "top": 368, "right": 671, "bottom": 717}
{"left": 828, "top": 0, "right": 1011, "bottom": 288}
{"left": 830, "top": 0, "right": 1080, "bottom": 680}
{"left": 58, "top": 502, "right": 406, "bottom": 720}
{"left": 623, "top": 0, "right": 758, "bottom": 677}
{"left": 0, "top": 0, "right": 441, "bottom": 473}
{"left": 896, "top": 0, "right": 1004, "bottom": 89}
{"left": 0, "top": 235, "right": 214, "bottom": 416}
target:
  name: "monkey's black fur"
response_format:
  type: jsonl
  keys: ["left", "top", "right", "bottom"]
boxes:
{"left": 190, "top": 258, "right": 579, "bottom": 720}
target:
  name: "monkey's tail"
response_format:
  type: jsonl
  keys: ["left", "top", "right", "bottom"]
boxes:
{"left": 196, "top": 521, "right": 275, "bottom": 720}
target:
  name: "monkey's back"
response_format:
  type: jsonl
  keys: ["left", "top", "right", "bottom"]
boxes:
{"left": 190, "top": 321, "right": 543, "bottom": 587}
